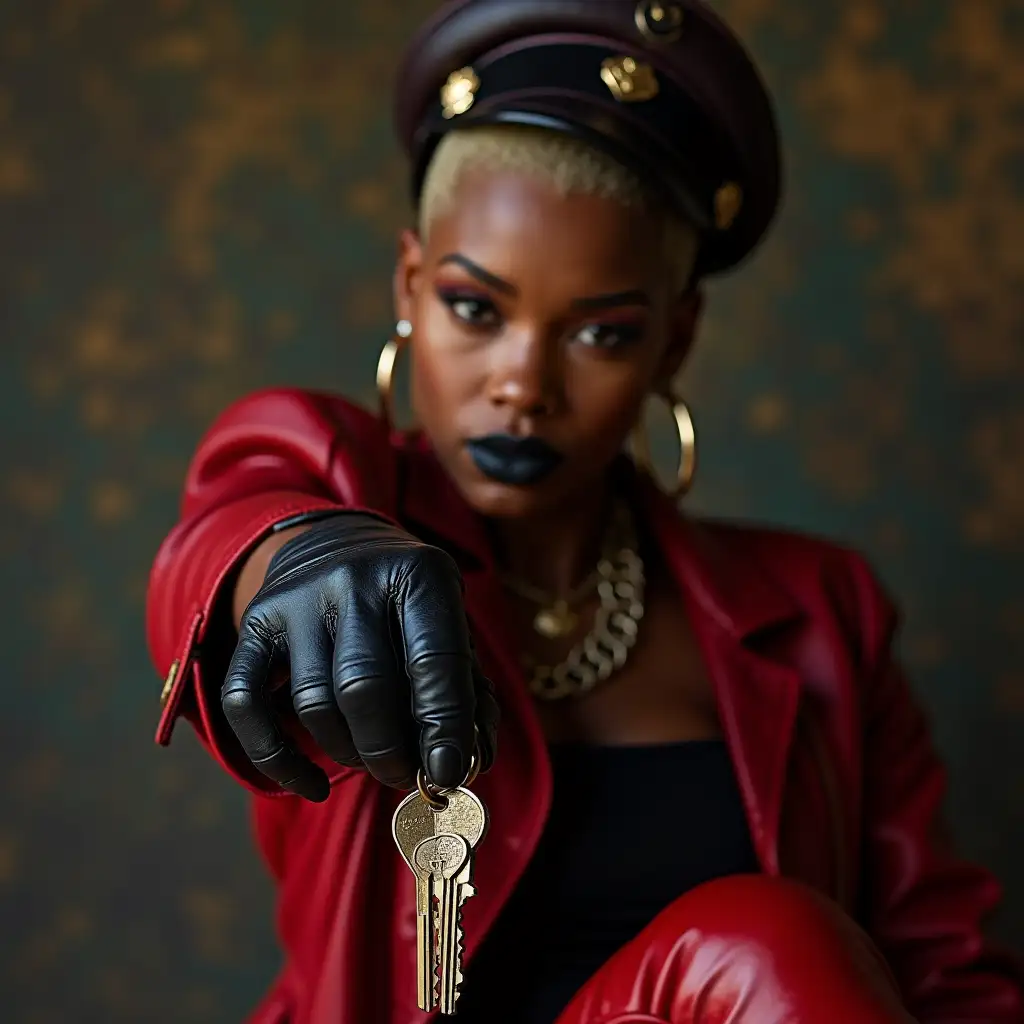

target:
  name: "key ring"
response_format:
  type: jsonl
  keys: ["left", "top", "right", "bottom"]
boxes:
{"left": 416, "top": 736, "right": 482, "bottom": 811}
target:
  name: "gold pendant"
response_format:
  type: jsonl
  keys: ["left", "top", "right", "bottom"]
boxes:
{"left": 533, "top": 601, "right": 578, "bottom": 639}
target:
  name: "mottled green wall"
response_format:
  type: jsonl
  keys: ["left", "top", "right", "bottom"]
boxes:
{"left": 1, "top": 1, "right": 1021, "bottom": 1021}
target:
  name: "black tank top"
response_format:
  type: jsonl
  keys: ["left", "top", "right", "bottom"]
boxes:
{"left": 454, "top": 740, "right": 760, "bottom": 1022}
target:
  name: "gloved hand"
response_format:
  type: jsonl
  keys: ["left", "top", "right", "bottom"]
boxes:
{"left": 222, "top": 512, "right": 499, "bottom": 802}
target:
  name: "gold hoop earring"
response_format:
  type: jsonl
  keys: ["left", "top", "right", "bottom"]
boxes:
{"left": 376, "top": 320, "right": 411, "bottom": 430}
{"left": 630, "top": 392, "right": 696, "bottom": 498}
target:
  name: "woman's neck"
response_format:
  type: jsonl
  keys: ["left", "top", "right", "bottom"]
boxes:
{"left": 486, "top": 484, "right": 614, "bottom": 596}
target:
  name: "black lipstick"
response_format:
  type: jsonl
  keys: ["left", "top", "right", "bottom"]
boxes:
{"left": 466, "top": 435, "right": 564, "bottom": 486}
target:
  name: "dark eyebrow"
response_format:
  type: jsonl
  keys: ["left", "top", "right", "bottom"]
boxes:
{"left": 437, "top": 253, "right": 517, "bottom": 296}
{"left": 571, "top": 289, "right": 650, "bottom": 311}
{"left": 436, "top": 255, "right": 649, "bottom": 311}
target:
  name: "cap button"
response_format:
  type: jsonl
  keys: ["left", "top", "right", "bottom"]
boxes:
{"left": 635, "top": 1, "right": 684, "bottom": 42}
{"left": 714, "top": 183, "right": 744, "bottom": 231}
{"left": 440, "top": 67, "right": 480, "bottom": 120}
{"left": 600, "top": 55, "right": 661, "bottom": 103}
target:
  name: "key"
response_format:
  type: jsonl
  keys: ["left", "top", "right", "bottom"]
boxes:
{"left": 443, "top": 856, "right": 477, "bottom": 1013}
{"left": 414, "top": 834, "right": 470, "bottom": 1015}
{"left": 393, "top": 795, "right": 441, "bottom": 1010}
{"left": 392, "top": 786, "right": 489, "bottom": 1013}
{"left": 433, "top": 793, "right": 487, "bottom": 1013}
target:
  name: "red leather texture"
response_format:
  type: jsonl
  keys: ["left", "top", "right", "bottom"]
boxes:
{"left": 145, "top": 388, "right": 1023, "bottom": 1023}
{"left": 557, "top": 875, "right": 914, "bottom": 1024}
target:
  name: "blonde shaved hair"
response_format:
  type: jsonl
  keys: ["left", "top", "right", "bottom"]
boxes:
{"left": 419, "top": 125, "right": 700, "bottom": 291}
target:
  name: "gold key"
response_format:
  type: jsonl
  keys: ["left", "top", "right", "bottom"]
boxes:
{"left": 414, "top": 834, "right": 469, "bottom": 1014}
{"left": 392, "top": 782, "right": 489, "bottom": 1014}
{"left": 393, "top": 795, "right": 441, "bottom": 1010}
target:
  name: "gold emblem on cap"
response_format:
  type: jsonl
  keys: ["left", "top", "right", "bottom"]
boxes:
{"left": 635, "top": 1, "right": 684, "bottom": 43}
{"left": 600, "top": 56, "right": 660, "bottom": 103}
{"left": 440, "top": 67, "right": 480, "bottom": 119}
{"left": 714, "top": 182, "right": 743, "bottom": 230}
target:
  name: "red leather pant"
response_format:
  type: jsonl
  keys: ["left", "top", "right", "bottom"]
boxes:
{"left": 555, "top": 875, "right": 915, "bottom": 1024}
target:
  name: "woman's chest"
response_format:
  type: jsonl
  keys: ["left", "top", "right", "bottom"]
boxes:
{"left": 459, "top": 566, "right": 863, "bottom": 908}
{"left": 531, "top": 576, "right": 722, "bottom": 746}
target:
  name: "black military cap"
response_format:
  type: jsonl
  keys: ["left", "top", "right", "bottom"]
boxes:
{"left": 394, "top": 0, "right": 782, "bottom": 276}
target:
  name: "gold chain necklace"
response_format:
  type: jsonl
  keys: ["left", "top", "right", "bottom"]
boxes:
{"left": 499, "top": 501, "right": 630, "bottom": 639}
{"left": 510, "top": 501, "right": 646, "bottom": 701}
{"left": 499, "top": 568, "right": 602, "bottom": 639}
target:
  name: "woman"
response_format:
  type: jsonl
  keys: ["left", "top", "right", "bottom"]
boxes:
{"left": 146, "top": 1, "right": 1022, "bottom": 1021}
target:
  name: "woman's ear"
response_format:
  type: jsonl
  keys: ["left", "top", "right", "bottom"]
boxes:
{"left": 393, "top": 228, "right": 424, "bottom": 325}
{"left": 656, "top": 288, "right": 705, "bottom": 385}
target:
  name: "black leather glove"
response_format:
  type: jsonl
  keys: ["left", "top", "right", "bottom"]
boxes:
{"left": 222, "top": 512, "right": 499, "bottom": 802}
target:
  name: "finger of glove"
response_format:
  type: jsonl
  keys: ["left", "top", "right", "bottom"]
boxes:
{"left": 287, "top": 614, "right": 360, "bottom": 768}
{"left": 471, "top": 655, "right": 500, "bottom": 774}
{"left": 333, "top": 589, "right": 419, "bottom": 788}
{"left": 222, "top": 619, "right": 330, "bottom": 802}
{"left": 397, "top": 551, "right": 476, "bottom": 790}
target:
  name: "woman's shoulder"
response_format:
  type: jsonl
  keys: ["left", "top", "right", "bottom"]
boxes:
{"left": 690, "top": 515, "right": 899, "bottom": 651}
{"left": 698, "top": 516, "right": 870, "bottom": 572}
{"left": 191, "top": 386, "right": 397, "bottom": 508}
{"left": 204, "top": 386, "right": 386, "bottom": 443}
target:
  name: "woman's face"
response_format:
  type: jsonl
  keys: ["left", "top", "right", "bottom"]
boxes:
{"left": 394, "top": 167, "right": 703, "bottom": 519}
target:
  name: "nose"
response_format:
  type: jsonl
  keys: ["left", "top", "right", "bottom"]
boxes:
{"left": 485, "top": 328, "right": 562, "bottom": 418}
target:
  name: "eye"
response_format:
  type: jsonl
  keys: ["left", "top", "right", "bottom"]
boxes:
{"left": 573, "top": 323, "right": 644, "bottom": 349}
{"left": 437, "top": 289, "right": 501, "bottom": 328}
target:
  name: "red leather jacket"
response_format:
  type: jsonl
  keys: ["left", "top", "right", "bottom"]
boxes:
{"left": 147, "top": 388, "right": 1023, "bottom": 1024}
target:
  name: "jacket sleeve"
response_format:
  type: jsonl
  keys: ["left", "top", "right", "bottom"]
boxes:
{"left": 847, "top": 555, "right": 1024, "bottom": 1022}
{"left": 145, "top": 387, "right": 395, "bottom": 796}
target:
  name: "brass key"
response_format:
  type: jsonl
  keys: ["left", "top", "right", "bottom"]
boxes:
{"left": 434, "top": 795, "right": 486, "bottom": 1015}
{"left": 392, "top": 782, "right": 489, "bottom": 1014}
{"left": 393, "top": 795, "right": 441, "bottom": 1010}
{"left": 414, "top": 834, "right": 469, "bottom": 1014}
{"left": 392, "top": 785, "right": 489, "bottom": 1012}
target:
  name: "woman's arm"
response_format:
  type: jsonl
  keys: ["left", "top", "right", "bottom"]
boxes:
{"left": 232, "top": 525, "right": 309, "bottom": 627}
{"left": 847, "top": 556, "right": 1024, "bottom": 1021}
{"left": 145, "top": 387, "right": 395, "bottom": 793}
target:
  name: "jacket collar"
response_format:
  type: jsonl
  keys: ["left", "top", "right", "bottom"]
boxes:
{"left": 637, "top": 475, "right": 803, "bottom": 642}
{"left": 399, "top": 436, "right": 802, "bottom": 643}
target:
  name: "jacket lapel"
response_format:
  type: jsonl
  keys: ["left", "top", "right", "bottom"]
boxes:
{"left": 641, "top": 481, "right": 804, "bottom": 875}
